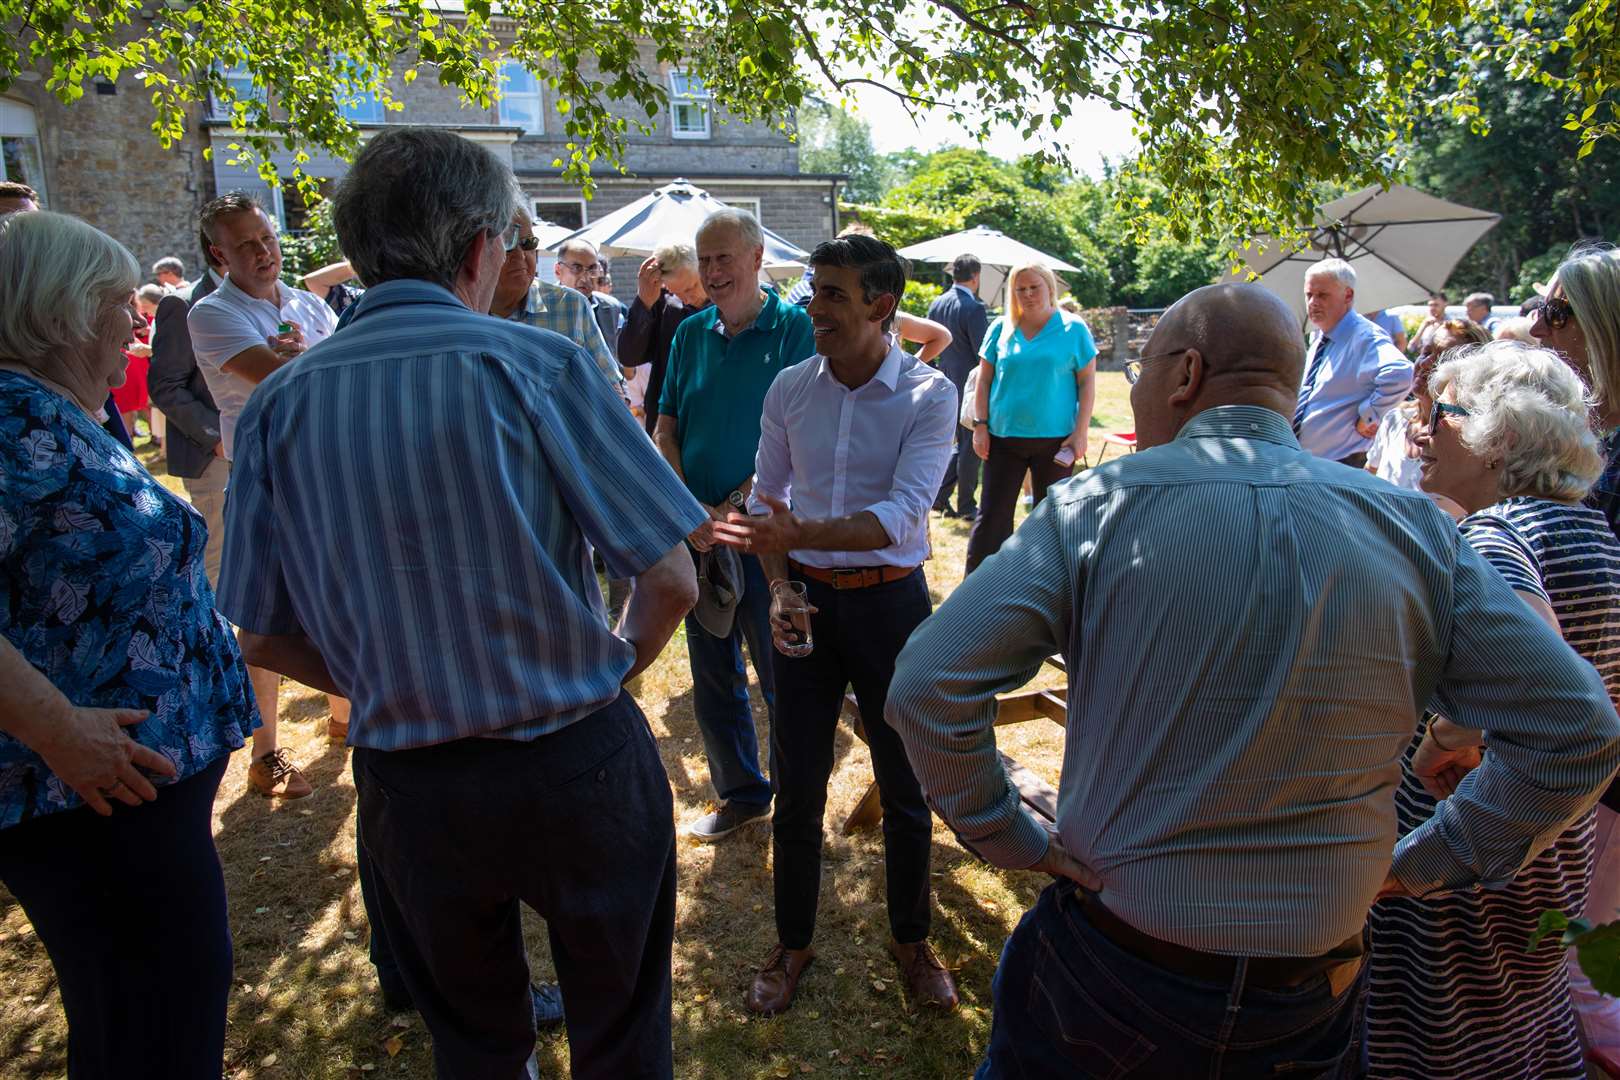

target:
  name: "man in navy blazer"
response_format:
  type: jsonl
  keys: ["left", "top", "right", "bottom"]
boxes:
{"left": 147, "top": 238, "right": 226, "bottom": 582}
{"left": 927, "top": 255, "right": 990, "bottom": 519}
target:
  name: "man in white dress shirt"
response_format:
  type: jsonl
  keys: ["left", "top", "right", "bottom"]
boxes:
{"left": 713, "top": 235, "right": 959, "bottom": 1021}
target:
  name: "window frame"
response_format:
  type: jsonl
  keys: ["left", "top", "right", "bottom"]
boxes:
{"left": 0, "top": 97, "right": 47, "bottom": 205}
{"left": 532, "top": 198, "right": 587, "bottom": 230}
{"left": 498, "top": 61, "right": 545, "bottom": 137}
{"left": 668, "top": 69, "right": 711, "bottom": 140}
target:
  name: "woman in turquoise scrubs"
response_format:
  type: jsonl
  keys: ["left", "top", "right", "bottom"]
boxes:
{"left": 965, "top": 262, "right": 1096, "bottom": 572}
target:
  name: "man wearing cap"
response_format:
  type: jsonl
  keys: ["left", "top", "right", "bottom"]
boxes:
{"left": 654, "top": 208, "right": 816, "bottom": 842}
{"left": 713, "top": 234, "right": 959, "bottom": 1019}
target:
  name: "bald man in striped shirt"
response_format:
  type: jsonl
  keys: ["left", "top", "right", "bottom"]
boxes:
{"left": 887, "top": 282, "right": 1620, "bottom": 1077}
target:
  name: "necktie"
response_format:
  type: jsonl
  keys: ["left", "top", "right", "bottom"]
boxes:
{"left": 1292, "top": 333, "right": 1330, "bottom": 434}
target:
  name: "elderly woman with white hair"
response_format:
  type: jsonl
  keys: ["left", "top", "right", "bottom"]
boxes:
{"left": 1365, "top": 341, "right": 1620, "bottom": 1079}
{"left": 964, "top": 261, "right": 1097, "bottom": 572}
{"left": 0, "top": 211, "right": 257, "bottom": 1077}
{"left": 1529, "top": 242, "right": 1620, "bottom": 1065}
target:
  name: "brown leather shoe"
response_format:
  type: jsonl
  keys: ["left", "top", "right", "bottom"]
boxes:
{"left": 746, "top": 944, "right": 815, "bottom": 1016}
{"left": 247, "top": 748, "right": 314, "bottom": 800}
{"left": 889, "top": 939, "right": 959, "bottom": 1011}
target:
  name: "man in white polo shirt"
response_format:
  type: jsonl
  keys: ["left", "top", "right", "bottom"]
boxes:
{"left": 189, "top": 191, "right": 344, "bottom": 800}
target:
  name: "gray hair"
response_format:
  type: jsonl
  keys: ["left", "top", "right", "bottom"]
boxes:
{"left": 1430, "top": 340, "right": 1603, "bottom": 503}
{"left": 0, "top": 211, "right": 138, "bottom": 366}
{"left": 653, "top": 240, "right": 696, "bottom": 275}
{"left": 1553, "top": 244, "right": 1620, "bottom": 409}
{"left": 1304, "top": 258, "right": 1356, "bottom": 290}
{"left": 1464, "top": 292, "right": 1495, "bottom": 310}
{"left": 698, "top": 207, "right": 763, "bottom": 250}
{"left": 1493, "top": 316, "right": 1535, "bottom": 344}
{"left": 151, "top": 256, "right": 184, "bottom": 278}
{"left": 136, "top": 283, "right": 167, "bottom": 306}
{"left": 331, "top": 127, "right": 519, "bottom": 290}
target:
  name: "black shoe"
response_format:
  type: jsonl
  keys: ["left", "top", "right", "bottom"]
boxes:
{"left": 934, "top": 500, "right": 960, "bottom": 519}
{"left": 687, "top": 800, "right": 771, "bottom": 842}
{"left": 380, "top": 977, "right": 415, "bottom": 1014}
{"left": 531, "top": 981, "right": 565, "bottom": 1028}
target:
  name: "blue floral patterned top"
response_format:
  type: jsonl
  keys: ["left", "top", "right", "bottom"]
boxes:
{"left": 0, "top": 373, "right": 258, "bottom": 829}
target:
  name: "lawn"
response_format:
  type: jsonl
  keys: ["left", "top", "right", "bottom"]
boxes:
{"left": 0, "top": 375, "right": 1134, "bottom": 1079}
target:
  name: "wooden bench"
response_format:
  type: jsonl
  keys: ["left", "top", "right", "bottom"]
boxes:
{"left": 838, "top": 655, "right": 1068, "bottom": 834}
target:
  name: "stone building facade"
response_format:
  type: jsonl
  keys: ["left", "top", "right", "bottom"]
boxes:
{"left": 1, "top": 32, "right": 841, "bottom": 283}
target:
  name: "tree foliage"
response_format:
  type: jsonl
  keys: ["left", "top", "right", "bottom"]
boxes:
{"left": 795, "top": 102, "right": 891, "bottom": 203}
{"left": 8, "top": 0, "right": 1620, "bottom": 244}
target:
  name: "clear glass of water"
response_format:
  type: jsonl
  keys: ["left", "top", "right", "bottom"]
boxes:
{"left": 771, "top": 580, "right": 814, "bottom": 657}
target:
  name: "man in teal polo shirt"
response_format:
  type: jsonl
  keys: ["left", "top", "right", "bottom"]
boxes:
{"left": 654, "top": 208, "right": 817, "bottom": 841}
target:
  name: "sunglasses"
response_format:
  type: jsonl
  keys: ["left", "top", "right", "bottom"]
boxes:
{"left": 1124, "top": 346, "right": 1191, "bottom": 384}
{"left": 1537, "top": 294, "right": 1575, "bottom": 331}
{"left": 1428, "top": 400, "right": 1470, "bottom": 430}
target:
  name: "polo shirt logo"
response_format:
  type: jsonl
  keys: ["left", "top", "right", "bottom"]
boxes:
{"left": 764, "top": 352, "right": 774, "bottom": 365}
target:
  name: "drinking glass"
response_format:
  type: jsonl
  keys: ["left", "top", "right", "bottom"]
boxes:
{"left": 771, "top": 580, "right": 814, "bottom": 657}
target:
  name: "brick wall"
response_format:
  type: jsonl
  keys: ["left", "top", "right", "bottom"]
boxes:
{"left": 7, "top": 82, "right": 210, "bottom": 281}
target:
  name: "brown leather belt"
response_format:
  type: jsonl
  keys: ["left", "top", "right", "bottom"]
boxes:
{"left": 790, "top": 561, "right": 918, "bottom": 591}
{"left": 1074, "top": 891, "right": 1364, "bottom": 992}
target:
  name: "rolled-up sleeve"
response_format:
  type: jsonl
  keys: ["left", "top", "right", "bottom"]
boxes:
{"left": 886, "top": 498, "right": 1073, "bottom": 869}
{"left": 863, "top": 378, "right": 957, "bottom": 549}
{"left": 1360, "top": 340, "right": 1414, "bottom": 426}
{"left": 1393, "top": 532, "right": 1620, "bottom": 894}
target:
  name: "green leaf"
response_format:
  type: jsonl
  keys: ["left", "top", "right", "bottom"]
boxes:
{"left": 1528, "top": 909, "right": 1572, "bottom": 951}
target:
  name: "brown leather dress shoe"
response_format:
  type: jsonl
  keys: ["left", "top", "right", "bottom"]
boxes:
{"left": 889, "top": 939, "right": 959, "bottom": 1010}
{"left": 746, "top": 944, "right": 815, "bottom": 1016}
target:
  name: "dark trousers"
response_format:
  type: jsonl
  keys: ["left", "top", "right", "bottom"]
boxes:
{"left": 936, "top": 424, "right": 982, "bottom": 515}
{"left": 0, "top": 755, "right": 231, "bottom": 1080}
{"left": 965, "top": 434, "right": 1071, "bottom": 573}
{"left": 685, "top": 551, "right": 776, "bottom": 807}
{"left": 978, "top": 881, "right": 1366, "bottom": 1078}
{"left": 771, "top": 568, "right": 935, "bottom": 950}
{"left": 353, "top": 694, "right": 676, "bottom": 1080}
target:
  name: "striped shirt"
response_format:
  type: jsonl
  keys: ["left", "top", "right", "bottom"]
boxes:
{"left": 1367, "top": 497, "right": 1620, "bottom": 1079}
{"left": 216, "top": 279, "right": 707, "bottom": 751}
{"left": 886, "top": 405, "right": 1620, "bottom": 957}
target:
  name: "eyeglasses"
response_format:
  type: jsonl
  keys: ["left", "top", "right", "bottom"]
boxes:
{"left": 1428, "top": 400, "right": 1470, "bottom": 431}
{"left": 558, "top": 260, "right": 597, "bottom": 277}
{"left": 515, "top": 236, "right": 540, "bottom": 252}
{"left": 1537, "top": 294, "right": 1575, "bottom": 331}
{"left": 1124, "top": 346, "right": 1191, "bottom": 384}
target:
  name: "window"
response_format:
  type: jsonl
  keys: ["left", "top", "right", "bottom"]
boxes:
{"left": 498, "top": 61, "right": 544, "bottom": 136}
{"left": 668, "top": 70, "right": 710, "bottom": 139}
{"left": 725, "top": 197, "right": 760, "bottom": 223}
{"left": 533, "top": 199, "right": 585, "bottom": 230}
{"left": 338, "top": 80, "right": 386, "bottom": 124}
{"left": 211, "top": 63, "right": 267, "bottom": 121}
{"left": 0, "top": 98, "right": 46, "bottom": 205}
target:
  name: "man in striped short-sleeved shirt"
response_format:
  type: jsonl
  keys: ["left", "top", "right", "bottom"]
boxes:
{"left": 886, "top": 282, "right": 1620, "bottom": 1077}
{"left": 216, "top": 129, "right": 707, "bottom": 1079}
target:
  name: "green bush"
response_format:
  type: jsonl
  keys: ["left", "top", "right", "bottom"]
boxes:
{"left": 278, "top": 199, "right": 345, "bottom": 281}
{"left": 901, "top": 280, "right": 944, "bottom": 318}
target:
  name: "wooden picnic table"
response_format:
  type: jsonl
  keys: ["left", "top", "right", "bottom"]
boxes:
{"left": 838, "top": 654, "right": 1068, "bottom": 835}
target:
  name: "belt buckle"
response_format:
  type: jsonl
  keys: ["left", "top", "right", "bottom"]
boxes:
{"left": 831, "top": 568, "right": 863, "bottom": 590}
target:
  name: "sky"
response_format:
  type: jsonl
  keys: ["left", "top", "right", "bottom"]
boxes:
{"left": 836, "top": 71, "right": 1142, "bottom": 175}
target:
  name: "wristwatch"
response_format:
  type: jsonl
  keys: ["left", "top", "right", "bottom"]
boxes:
{"left": 727, "top": 489, "right": 747, "bottom": 510}
{"left": 973, "top": 418, "right": 988, "bottom": 428}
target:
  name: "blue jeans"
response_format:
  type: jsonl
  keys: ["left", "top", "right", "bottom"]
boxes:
{"left": 978, "top": 881, "right": 1366, "bottom": 1079}
{"left": 685, "top": 550, "right": 776, "bottom": 807}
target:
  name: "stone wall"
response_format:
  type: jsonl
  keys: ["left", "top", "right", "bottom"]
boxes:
{"left": 6, "top": 81, "right": 210, "bottom": 279}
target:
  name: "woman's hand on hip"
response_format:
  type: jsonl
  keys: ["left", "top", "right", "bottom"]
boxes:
{"left": 35, "top": 706, "right": 176, "bottom": 816}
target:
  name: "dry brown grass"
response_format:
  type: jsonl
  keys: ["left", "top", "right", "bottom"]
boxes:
{"left": 0, "top": 375, "right": 1134, "bottom": 1079}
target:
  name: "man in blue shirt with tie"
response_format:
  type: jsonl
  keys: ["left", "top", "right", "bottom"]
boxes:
{"left": 927, "top": 254, "right": 991, "bottom": 518}
{"left": 1294, "top": 259, "right": 1412, "bottom": 467}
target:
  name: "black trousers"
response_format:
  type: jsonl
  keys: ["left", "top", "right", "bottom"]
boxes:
{"left": 936, "top": 423, "right": 982, "bottom": 515}
{"left": 0, "top": 756, "right": 231, "bottom": 1080}
{"left": 353, "top": 694, "right": 676, "bottom": 1080}
{"left": 965, "top": 434, "right": 1070, "bottom": 573}
{"left": 770, "top": 568, "right": 935, "bottom": 950}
